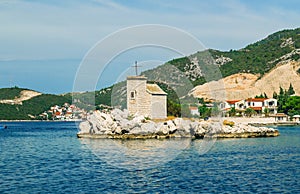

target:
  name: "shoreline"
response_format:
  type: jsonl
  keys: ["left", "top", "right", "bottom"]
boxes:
{"left": 77, "top": 130, "right": 280, "bottom": 139}
{"left": 1, "top": 117, "right": 300, "bottom": 126}
{"left": 0, "top": 120, "right": 82, "bottom": 122}
{"left": 227, "top": 117, "right": 300, "bottom": 126}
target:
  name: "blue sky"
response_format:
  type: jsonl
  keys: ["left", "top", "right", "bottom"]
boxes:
{"left": 0, "top": 0, "right": 299, "bottom": 93}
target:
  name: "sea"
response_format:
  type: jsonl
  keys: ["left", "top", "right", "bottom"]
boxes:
{"left": 0, "top": 121, "right": 299, "bottom": 193}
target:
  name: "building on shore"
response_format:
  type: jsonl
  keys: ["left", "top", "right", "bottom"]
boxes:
{"left": 220, "top": 98, "right": 278, "bottom": 116}
{"left": 273, "top": 113, "right": 288, "bottom": 122}
{"left": 127, "top": 76, "right": 167, "bottom": 119}
{"left": 293, "top": 115, "right": 300, "bottom": 122}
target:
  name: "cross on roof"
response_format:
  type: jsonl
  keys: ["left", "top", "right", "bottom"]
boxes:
{"left": 132, "top": 61, "right": 141, "bottom": 76}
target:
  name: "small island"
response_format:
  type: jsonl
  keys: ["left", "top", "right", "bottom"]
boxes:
{"left": 77, "top": 108, "right": 279, "bottom": 139}
{"left": 78, "top": 74, "right": 279, "bottom": 139}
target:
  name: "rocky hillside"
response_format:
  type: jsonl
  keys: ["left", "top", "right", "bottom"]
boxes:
{"left": 88, "top": 28, "right": 300, "bottom": 109}
{"left": 0, "top": 87, "right": 71, "bottom": 120}
{"left": 139, "top": 27, "right": 300, "bottom": 101}
{"left": 0, "top": 87, "right": 41, "bottom": 105}
{"left": 191, "top": 61, "right": 300, "bottom": 101}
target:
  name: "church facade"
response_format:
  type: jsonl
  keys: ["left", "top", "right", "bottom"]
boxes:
{"left": 127, "top": 76, "right": 167, "bottom": 119}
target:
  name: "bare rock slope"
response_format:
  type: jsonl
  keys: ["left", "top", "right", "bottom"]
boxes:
{"left": 0, "top": 90, "right": 41, "bottom": 105}
{"left": 191, "top": 61, "right": 300, "bottom": 101}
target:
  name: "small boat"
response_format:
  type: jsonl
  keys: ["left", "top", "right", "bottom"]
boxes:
{"left": 0, "top": 125, "right": 7, "bottom": 130}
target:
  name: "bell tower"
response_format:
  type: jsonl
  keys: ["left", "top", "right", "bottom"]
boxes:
{"left": 126, "top": 76, "right": 151, "bottom": 117}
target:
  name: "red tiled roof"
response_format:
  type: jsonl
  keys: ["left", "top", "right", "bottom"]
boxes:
{"left": 250, "top": 107, "right": 262, "bottom": 111}
{"left": 274, "top": 113, "right": 287, "bottom": 117}
{"left": 226, "top": 100, "right": 240, "bottom": 104}
{"left": 189, "top": 107, "right": 198, "bottom": 110}
{"left": 246, "top": 98, "right": 268, "bottom": 102}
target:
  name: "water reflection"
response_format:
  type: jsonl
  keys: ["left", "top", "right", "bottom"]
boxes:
{"left": 80, "top": 138, "right": 191, "bottom": 170}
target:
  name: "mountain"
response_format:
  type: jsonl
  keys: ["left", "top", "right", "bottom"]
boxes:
{"left": 0, "top": 87, "right": 71, "bottom": 120}
{"left": 138, "top": 28, "right": 300, "bottom": 100}
{"left": 143, "top": 28, "right": 299, "bottom": 82}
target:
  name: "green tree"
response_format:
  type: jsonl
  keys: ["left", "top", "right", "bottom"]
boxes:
{"left": 181, "top": 104, "right": 192, "bottom": 118}
{"left": 245, "top": 108, "right": 256, "bottom": 117}
{"left": 167, "top": 100, "right": 181, "bottom": 117}
{"left": 273, "top": 91, "right": 278, "bottom": 99}
{"left": 198, "top": 104, "right": 211, "bottom": 118}
{"left": 287, "top": 83, "right": 295, "bottom": 95}
{"left": 278, "top": 86, "right": 287, "bottom": 112}
{"left": 263, "top": 108, "right": 270, "bottom": 117}
{"left": 255, "top": 94, "right": 264, "bottom": 98}
{"left": 279, "top": 86, "right": 284, "bottom": 96}
{"left": 228, "top": 107, "right": 236, "bottom": 117}
{"left": 282, "top": 96, "right": 300, "bottom": 115}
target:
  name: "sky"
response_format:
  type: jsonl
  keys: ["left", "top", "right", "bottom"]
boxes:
{"left": 0, "top": 0, "right": 299, "bottom": 94}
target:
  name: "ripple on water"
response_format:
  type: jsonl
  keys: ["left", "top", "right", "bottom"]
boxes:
{"left": 0, "top": 123, "right": 299, "bottom": 193}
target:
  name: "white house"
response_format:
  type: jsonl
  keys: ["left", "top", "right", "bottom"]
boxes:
{"left": 220, "top": 100, "right": 241, "bottom": 111}
{"left": 189, "top": 106, "right": 200, "bottom": 116}
{"left": 220, "top": 98, "right": 278, "bottom": 115}
{"left": 263, "top": 98, "right": 278, "bottom": 114}
{"left": 127, "top": 76, "right": 167, "bottom": 119}
{"left": 245, "top": 98, "right": 267, "bottom": 114}
{"left": 245, "top": 98, "right": 278, "bottom": 114}
{"left": 273, "top": 113, "right": 288, "bottom": 122}
{"left": 293, "top": 115, "right": 300, "bottom": 122}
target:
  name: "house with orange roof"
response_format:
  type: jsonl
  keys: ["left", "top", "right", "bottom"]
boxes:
{"left": 189, "top": 106, "right": 200, "bottom": 116}
{"left": 221, "top": 98, "right": 278, "bottom": 116}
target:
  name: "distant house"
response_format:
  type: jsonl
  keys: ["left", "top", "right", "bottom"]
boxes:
{"left": 273, "top": 113, "right": 288, "bottom": 122}
{"left": 245, "top": 98, "right": 278, "bottom": 114}
{"left": 293, "top": 115, "right": 300, "bottom": 122}
{"left": 245, "top": 98, "right": 267, "bottom": 114}
{"left": 220, "top": 100, "right": 240, "bottom": 111}
{"left": 189, "top": 106, "right": 200, "bottom": 116}
{"left": 220, "top": 98, "right": 278, "bottom": 116}
{"left": 127, "top": 76, "right": 167, "bottom": 119}
{"left": 263, "top": 98, "right": 278, "bottom": 114}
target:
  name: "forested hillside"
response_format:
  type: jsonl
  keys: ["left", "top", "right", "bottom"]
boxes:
{"left": 0, "top": 88, "right": 71, "bottom": 120}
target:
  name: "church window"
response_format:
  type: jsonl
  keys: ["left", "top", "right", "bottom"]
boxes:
{"left": 130, "top": 91, "right": 135, "bottom": 99}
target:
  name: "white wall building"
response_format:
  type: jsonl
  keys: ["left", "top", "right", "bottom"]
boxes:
{"left": 127, "top": 76, "right": 167, "bottom": 119}
{"left": 220, "top": 98, "right": 278, "bottom": 115}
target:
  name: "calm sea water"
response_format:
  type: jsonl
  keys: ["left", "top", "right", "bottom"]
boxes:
{"left": 0, "top": 122, "right": 299, "bottom": 193}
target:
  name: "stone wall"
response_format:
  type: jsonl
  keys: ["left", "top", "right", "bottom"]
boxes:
{"left": 127, "top": 76, "right": 151, "bottom": 117}
{"left": 151, "top": 94, "right": 167, "bottom": 119}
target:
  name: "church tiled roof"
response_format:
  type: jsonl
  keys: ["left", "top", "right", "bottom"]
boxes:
{"left": 146, "top": 84, "right": 167, "bottom": 95}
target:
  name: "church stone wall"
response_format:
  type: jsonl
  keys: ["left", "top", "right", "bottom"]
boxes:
{"left": 127, "top": 76, "right": 167, "bottom": 119}
{"left": 127, "top": 76, "right": 151, "bottom": 117}
{"left": 151, "top": 95, "right": 167, "bottom": 119}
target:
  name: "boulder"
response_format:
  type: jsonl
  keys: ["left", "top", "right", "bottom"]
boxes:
{"left": 78, "top": 121, "right": 91, "bottom": 134}
{"left": 141, "top": 122, "right": 157, "bottom": 134}
{"left": 78, "top": 109, "right": 279, "bottom": 139}
{"left": 111, "top": 109, "right": 129, "bottom": 121}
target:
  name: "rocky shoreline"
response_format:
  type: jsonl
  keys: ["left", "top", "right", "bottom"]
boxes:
{"left": 77, "top": 109, "right": 279, "bottom": 139}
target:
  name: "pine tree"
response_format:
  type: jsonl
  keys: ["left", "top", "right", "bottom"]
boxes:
{"left": 273, "top": 91, "right": 278, "bottom": 99}
{"left": 278, "top": 87, "right": 285, "bottom": 112}
{"left": 279, "top": 86, "right": 284, "bottom": 96}
{"left": 287, "top": 83, "right": 295, "bottom": 96}
{"left": 264, "top": 92, "right": 268, "bottom": 98}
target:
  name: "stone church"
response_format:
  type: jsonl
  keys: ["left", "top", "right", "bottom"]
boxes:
{"left": 127, "top": 76, "right": 167, "bottom": 119}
